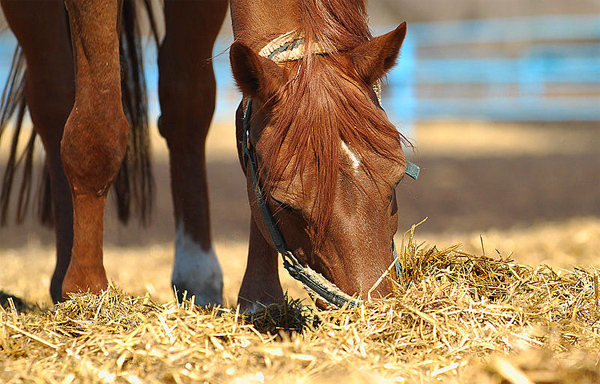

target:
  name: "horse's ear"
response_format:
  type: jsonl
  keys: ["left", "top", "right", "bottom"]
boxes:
{"left": 349, "top": 22, "right": 407, "bottom": 85}
{"left": 230, "top": 42, "right": 284, "bottom": 101}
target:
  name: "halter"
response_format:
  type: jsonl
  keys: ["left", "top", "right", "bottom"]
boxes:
{"left": 239, "top": 33, "right": 420, "bottom": 309}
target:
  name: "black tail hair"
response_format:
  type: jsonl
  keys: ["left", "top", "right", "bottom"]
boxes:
{"left": 0, "top": 0, "right": 159, "bottom": 227}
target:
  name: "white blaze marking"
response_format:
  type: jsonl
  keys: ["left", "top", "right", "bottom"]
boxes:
{"left": 341, "top": 141, "right": 361, "bottom": 170}
{"left": 172, "top": 222, "right": 223, "bottom": 306}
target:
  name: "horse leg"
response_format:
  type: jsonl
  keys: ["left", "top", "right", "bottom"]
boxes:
{"left": 158, "top": 0, "right": 228, "bottom": 306}
{"left": 0, "top": 0, "right": 76, "bottom": 303}
{"left": 238, "top": 218, "right": 284, "bottom": 312}
{"left": 59, "top": 0, "right": 128, "bottom": 299}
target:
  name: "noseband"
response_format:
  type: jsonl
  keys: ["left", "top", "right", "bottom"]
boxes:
{"left": 241, "top": 99, "right": 419, "bottom": 309}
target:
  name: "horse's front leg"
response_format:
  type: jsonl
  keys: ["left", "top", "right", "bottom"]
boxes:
{"left": 158, "top": 0, "right": 228, "bottom": 306}
{"left": 238, "top": 217, "right": 284, "bottom": 313}
{"left": 0, "top": 0, "right": 76, "bottom": 303}
{"left": 60, "top": 0, "right": 127, "bottom": 299}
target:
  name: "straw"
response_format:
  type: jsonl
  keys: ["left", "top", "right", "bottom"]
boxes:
{"left": 1, "top": 236, "right": 599, "bottom": 383}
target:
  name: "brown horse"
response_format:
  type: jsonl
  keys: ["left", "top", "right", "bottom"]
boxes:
{"left": 0, "top": 0, "right": 410, "bottom": 311}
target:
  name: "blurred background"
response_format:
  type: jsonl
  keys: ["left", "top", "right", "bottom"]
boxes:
{"left": 0, "top": 1, "right": 599, "bottom": 303}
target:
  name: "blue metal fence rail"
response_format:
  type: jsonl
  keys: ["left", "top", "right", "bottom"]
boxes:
{"left": 383, "top": 15, "right": 600, "bottom": 124}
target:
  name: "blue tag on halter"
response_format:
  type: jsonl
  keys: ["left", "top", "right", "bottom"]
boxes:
{"left": 406, "top": 161, "right": 420, "bottom": 180}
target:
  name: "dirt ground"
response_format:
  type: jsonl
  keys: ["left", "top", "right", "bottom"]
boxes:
{"left": 0, "top": 120, "right": 599, "bottom": 306}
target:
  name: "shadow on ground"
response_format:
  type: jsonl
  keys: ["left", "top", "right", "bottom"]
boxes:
{"left": 0, "top": 151, "right": 598, "bottom": 248}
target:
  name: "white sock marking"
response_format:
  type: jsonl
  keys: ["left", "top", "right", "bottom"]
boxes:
{"left": 172, "top": 222, "right": 223, "bottom": 306}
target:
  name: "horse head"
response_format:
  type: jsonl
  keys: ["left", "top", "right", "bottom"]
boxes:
{"left": 231, "top": 23, "right": 410, "bottom": 309}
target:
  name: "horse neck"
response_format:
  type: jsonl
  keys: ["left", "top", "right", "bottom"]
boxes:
{"left": 231, "top": 0, "right": 301, "bottom": 50}
{"left": 230, "top": 0, "right": 369, "bottom": 51}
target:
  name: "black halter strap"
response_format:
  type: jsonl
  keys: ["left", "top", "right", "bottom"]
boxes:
{"left": 241, "top": 99, "right": 416, "bottom": 308}
{"left": 242, "top": 100, "right": 290, "bottom": 254}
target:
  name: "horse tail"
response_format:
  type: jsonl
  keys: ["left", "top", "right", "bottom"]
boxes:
{"left": 0, "top": 46, "right": 34, "bottom": 226}
{"left": 114, "top": 0, "right": 160, "bottom": 226}
{"left": 0, "top": 0, "right": 160, "bottom": 227}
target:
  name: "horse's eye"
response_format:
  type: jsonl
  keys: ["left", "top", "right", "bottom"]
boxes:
{"left": 271, "top": 196, "right": 298, "bottom": 213}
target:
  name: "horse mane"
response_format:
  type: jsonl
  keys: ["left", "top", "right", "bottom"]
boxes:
{"left": 300, "top": 0, "right": 371, "bottom": 51}
{"left": 0, "top": 0, "right": 158, "bottom": 227}
{"left": 260, "top": 0, "right": 405, "bottom": 246}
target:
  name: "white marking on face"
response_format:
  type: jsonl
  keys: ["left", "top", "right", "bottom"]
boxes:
{"left": 341, "top": 141, "right": 361, "bottom": 170}
{"left": 172, "top": 222, "right": 223, "bottom": 306}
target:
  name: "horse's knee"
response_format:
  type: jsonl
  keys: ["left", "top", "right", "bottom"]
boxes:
{"left": 61, "top": 101, "right": 128, "bottom": 195}
{"left": 157, "top": 51, "right": 217, "bottom": 144}
{"left": 157, "top": 0, "right": 224, "bottom": 143}
{"left": 26, "top": 82, "right": 74, "bottom": 148}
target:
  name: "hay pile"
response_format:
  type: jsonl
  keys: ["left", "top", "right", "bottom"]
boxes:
{"left": 1, "top": 235, "right": 599, "bottom": 383}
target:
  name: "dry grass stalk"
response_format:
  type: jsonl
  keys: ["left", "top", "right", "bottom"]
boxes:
{"left": 1, "top": 235, "right": 599, "bottom": 383}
